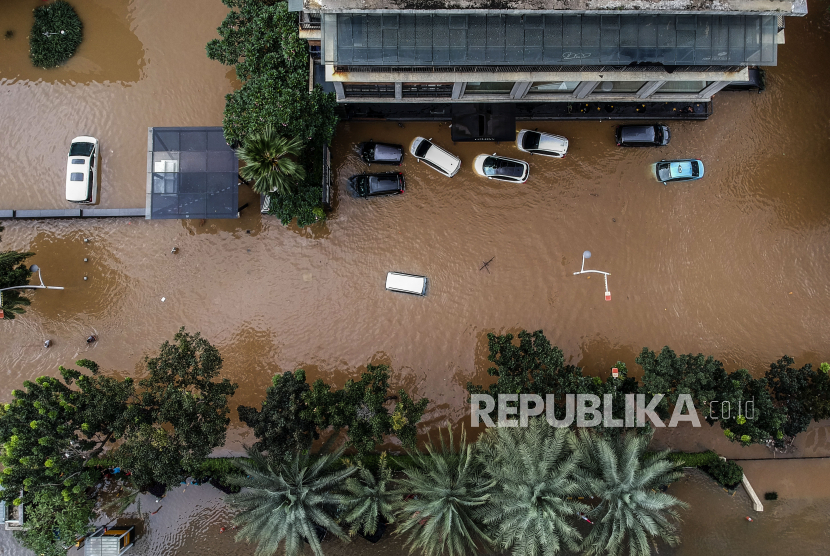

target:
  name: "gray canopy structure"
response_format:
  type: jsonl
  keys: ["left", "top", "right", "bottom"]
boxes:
{"left": 325, "top": 13, "right": 778, "bottom": 67}
{"left": 146, "top": 127, "right": 239, "bottom": 220}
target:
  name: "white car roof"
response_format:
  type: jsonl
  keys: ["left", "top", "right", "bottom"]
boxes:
{"left": 386, "top": 272, "right": 427, "bottom": 295}
{"left": 66, "top": 137, "right": 97, "bottom": 202}
{"left": 538, "top": 133, "right": 568, "bottom": 152}
{"left": 411, "top": 137, "right": 460, "bottom": 176}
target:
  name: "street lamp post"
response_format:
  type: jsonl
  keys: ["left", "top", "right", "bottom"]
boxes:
{"left": 0, "top": 265, "right": 64, "bottom": 319}
{"left": 573, "top": 251, "right": 612, "bottom": 301}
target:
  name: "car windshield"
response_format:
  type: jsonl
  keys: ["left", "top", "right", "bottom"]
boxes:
{"left": 691, "top": 161, "right": 700, "bottom": 177}
{"left": 656, "top": 163, "right": 672, "bottom": 181}
{"left": 483, "top": 157, "right": 523, "bottom": 178}
{"left": 655, "top": 128, "right": 664, "bottom": 143}
{"left": 69, "top": 142, "right": 94, "bottom": 156}
{"left": 414, "top": 140, "right": 432, "bottom": 158}
{"left": 522, "top": 132, "right": 541, "bottom": 150}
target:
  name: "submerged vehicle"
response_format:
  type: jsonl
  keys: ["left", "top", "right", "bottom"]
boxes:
{"left": 360, "top": 142, "right": 404, "bottom": 165}
{"left": 66, "top": 136, "right": 99, "bottom": 204}
{"left": 656, "top": 159, "right": 705, "bottom": 184}
{"left": 409, "top": 137, "right": 461, "bottom": 178}
{"left": 348, "top": 172, "right": 405, "bottom": 198}
{"left": 616, "top": 125, "right": 670, "bottom": 147}
{"left": 473, "top": 154, "right": 530, "bottom": 183}
{"left": 516, "top": 130, "right": 569, "bottom": 158}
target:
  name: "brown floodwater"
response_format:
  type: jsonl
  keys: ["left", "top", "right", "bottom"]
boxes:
{"left": 2, "top": 0, "right": 830, "bottom": 554}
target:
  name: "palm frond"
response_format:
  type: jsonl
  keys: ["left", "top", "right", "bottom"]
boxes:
{"left": 237, "top": 126, "right": 306, "bottom": 195}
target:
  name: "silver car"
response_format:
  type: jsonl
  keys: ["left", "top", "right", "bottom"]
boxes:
{"left": 410, "top": 137, "right": 461, "bottom": 178}
{"left": 516, "top": 129, "right": 569, "bottom": 158}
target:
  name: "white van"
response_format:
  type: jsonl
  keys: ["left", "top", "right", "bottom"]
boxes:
{"left": 66, "top": 136, "right": 99, "bottom": 204}
{"left": 386, "top": 272, "right": 428, "bottom": 296}
{"left": 409, "top": 137, "right": 461, "bottom": 178}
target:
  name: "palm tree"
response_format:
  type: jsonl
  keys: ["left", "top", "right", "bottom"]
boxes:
{"left": 569, "top": 430, "right": 688, "bottom": 556}
{"left": 476, "top": 418, "right": 587, "bottom": 556}
{"left": 395, "top": 425, "right": 493, "bottom": 556}
{"left": 225, "top": 445, "right": 356, "bottom": 556}
{"left": 0, "top": 250, "right": 34, "bottom": 320}
{"left": 237, "top": 126, "right": 306, "bottom": 195}
{"left": 340, "top": 452, "right": 397, "bottom": 538}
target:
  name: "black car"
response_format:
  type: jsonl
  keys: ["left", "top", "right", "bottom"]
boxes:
{"left": 360, "top": 142, "right": 404, "bottom": 165}
{"left": 615, "top": 124, "right": 670, "bottom": 147}
{"left": 348, "top": 172, "right": 405, "bottom": 198}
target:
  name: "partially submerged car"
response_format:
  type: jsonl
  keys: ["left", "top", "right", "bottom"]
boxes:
{"left": 386, "top": 272, "right": 428, "bottom": 296}
{"left": 655, "top": 159, "right": 705, "bottom": 184}
{"left": 516, "top": 129, "right": 568, "bottom": 158}
{"left": 409, "top": 137, "right": 461, "bottom": 178}
{"left": 473, "top": 154, "right": 530, "bottom": 183}
{"left": 348, "top": 172, "right": 405, "bottom": 198}
{"left": 66, "top": 136, "right": 99, "bottom": 204}
{"left": 360, "top": 142, "right": 404, "bottom": 165}
{"left": 615, "top": 124, "right": 670, "bottom": 147}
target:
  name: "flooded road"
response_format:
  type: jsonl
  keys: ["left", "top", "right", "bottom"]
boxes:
{"left": 2, "top": 0, "right": 830, "bottom": 553}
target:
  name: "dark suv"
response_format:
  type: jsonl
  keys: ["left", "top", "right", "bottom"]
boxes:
{"left": 615, "top": 124, "right": 670, "bottom": 147}
{"left": 360, "top": 142, "right": 404, "bottom": 165}
{"left": 348, "top": 172, "right": 405, "bottom": 198}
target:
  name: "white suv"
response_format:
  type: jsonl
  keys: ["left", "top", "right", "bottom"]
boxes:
{"left": 409, "top": 137, "right": 461, "bottom": 178}
{"left": 66, "top": 136, "right": 99, "bottom": 204}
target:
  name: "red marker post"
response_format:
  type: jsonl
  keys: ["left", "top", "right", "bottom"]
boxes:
{"left": 611, "top": 367, "right": 619, "bottom": 379}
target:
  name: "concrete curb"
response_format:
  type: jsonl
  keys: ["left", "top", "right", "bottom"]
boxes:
{"left": 719, "top": 456, "right": 763, "bottom": 512}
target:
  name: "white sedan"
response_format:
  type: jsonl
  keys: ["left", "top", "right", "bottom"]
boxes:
{"left": 516, "top": 129, "right": 569, "bottom": 158}
{"left": 66, "top": 136, "right": 99, "bottom": 204}
{"left": 473, "top": 154, "right": 529, "bottom": 183}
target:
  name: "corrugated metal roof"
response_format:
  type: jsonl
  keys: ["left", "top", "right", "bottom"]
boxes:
{"left": 85, "top": 536, "right": 123, "bottom": 556}
{"left": 325, "top": 13, "right": 777, "bottom": 66}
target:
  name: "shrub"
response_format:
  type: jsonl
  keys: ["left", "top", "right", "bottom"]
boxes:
{"left": 705, "top": 458, "right": 744, "bottom": 488}
{"left": 764, "top": 491, "right": 778, "bottom": 500}
{"left": 30, "top": 1, "right": 83, "bottom": 68}
{"left": 665, "top": 450, "right": 720, "bottom": 468}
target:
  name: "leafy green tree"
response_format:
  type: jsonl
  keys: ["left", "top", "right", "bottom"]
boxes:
{"left": 264, "top": 185, "right": 325, "bottom": 227}
{"left": 238, "top": 127, "right": 306, "bottom": 195}
{"left": 0, "top": 250, "right": 35, "bottom": 319}
{"left": 467, "top": 330, "right": 583, "bottom": 399}
{"left": 637, "top": 346, "right": 727, "bottom": 421}
{"left": 340, "top": 452, "right": 397, "bottom": 538}
{"left": 207, "top": 1, "right": 338, "bottom": 148}
{"left": 115, "top": 328, "right": 238, "bottom": 488}
{"left": 29, "top": 0, "right": 83, "bottom": 68}
{"left": 766, "top": 356, "right": 822, "bottom": 439}
{"left": 569, "top": 431, "right": 687, "bottom": 556}
{"left": 811, "top": 362, "right": 830, "bottom": 421}
{"left": 226, "top": 445, "right": 356, "bottom": 556}
{"left": 237, "top": 369, "right": 318, "bottom": 459}
{"left": 477, "top": 419, "right": 587, "bottom": 556}
{"left": 395, "top": 425, "right": 493, "bottom": 556}
{"left": 0, "top": 361, "right": 134, "bottom": 555}
{"left": 303, "top": 364, "right": 429, "bottom": 456}
{"left": 715, "top": 368, "right": 785, "bottom": 448}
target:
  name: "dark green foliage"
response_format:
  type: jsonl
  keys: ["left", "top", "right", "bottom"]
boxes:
{"left": 207, "top": 1, "right": 338, "bottom": 148}
{"left": 704, "top": 458, "right": 744, "bottom": 489}
{"left": 0, "top": 250, "right": 34, "bottom": 319}
{"left": 264, "top": 185, "right": 325, "bottom": 227}
{"left": 395, "top": 426, "right": 493, "bottom": 556}
{"left": 569, "top": 431, "right": 687, "bottom": 556}
{"left": 237, "top": 369, "right": 318, "bottom": 458}
{"left": 664, "top": 450, "right": 719, "bottom": 468}
{"left": 30, "top": 0, "right": 83, "bottom": 68}
{"left": 13, "top": 490, "right": 92, "bottom": 556}
{"left": 467, "top": 330, "right": 584, "bottom": 399}
{"left": 303, "top": 364, "right": 429, "bottom": 456}
{"left": 115, "top": 328, "right": 238, "bottom": 489}
{"left": 340, "top": 453, "right": 397, "bottom": 537}
{"left": 764, "top": 491, "right": 778, "bottom": 500}
{"left": 637, "top": 346, "right": 727, "bottom": 421}
{"left": 477, "top": 419, "right": 586, "bottom": 556}
{"left": 716, "top": 368, "right": 785, "bottom": 447}
{"left": 226, "top": 444, "right": 355, "bottom": 556}
{"left": 766, "top": 356, "right": 823, "bottom": 438}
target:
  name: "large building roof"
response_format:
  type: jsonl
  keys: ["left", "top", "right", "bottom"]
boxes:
{"left": 297, "top": 0, "right": 806, "bottom": 15}
{"left": 324, "top": 12, "right": 778, "bottom": 67}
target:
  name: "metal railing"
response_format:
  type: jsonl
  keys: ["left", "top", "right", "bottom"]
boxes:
{"left": 299, "top": 12, "right": 321, "bottom": 31}
{"left": 335, "top": 64, "right": 745, "bottom": 74}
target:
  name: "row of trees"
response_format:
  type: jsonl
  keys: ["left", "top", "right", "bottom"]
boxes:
{"left": 226, "top": 421, "right": 687, "bottom": 556}
{"left": 468, "top": 330, "right": 830, "bottom": 450}
{"left": 207, "top": 0, "right": 337, "bottom": 227}
{"left": 0, "top": 328, "right": 427, "bottom": 556}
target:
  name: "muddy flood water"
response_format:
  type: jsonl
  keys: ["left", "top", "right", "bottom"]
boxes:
{"left": 2, "top": 0, "right": 830, "bottom": 554}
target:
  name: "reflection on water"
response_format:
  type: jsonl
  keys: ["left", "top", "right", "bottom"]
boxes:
{"left": 1, "top": 1, "right": 830, "bottom": 554}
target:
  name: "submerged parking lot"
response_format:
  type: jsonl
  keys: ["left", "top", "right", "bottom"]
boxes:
{"left": 2, "top": 0, "right": 830, "bottom": 554}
